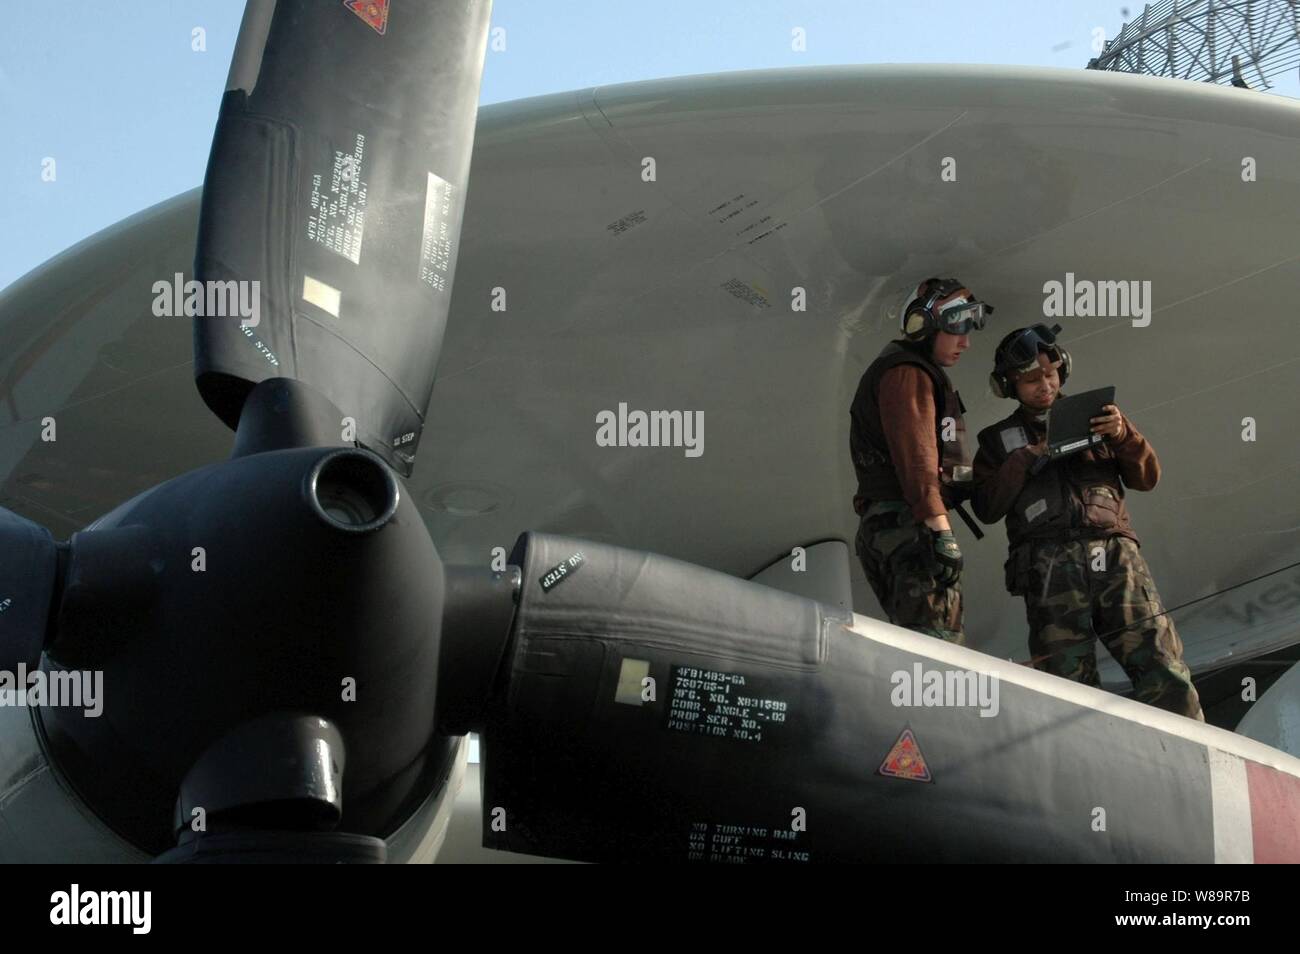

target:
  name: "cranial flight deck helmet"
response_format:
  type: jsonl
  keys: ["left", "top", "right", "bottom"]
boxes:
{"left": 899, "top": 277, "right": 994, "bottom": 342}
{"left": 989, "top": 323, "right": 1072, "bottom": 399}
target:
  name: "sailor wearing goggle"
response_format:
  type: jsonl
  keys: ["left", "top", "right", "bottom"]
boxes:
{"left": 849, "top": 277, "right": 992, "bottom": 644}
{"left": 971, "top": 324, "right": 1203, "bottom": 719}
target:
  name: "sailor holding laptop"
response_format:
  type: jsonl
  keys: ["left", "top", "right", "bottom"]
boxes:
{"left": 971, "top": 324, "right": 1203, "bottom": 720}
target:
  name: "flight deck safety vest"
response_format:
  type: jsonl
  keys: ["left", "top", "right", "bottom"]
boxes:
{"left": 849, "top": 340, "right": 972, "bottom": 509}
{"left": 976, "top": 404, "right": 1139, "bottom": 552}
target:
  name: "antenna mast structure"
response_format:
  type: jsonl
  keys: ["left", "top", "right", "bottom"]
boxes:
{"left": 1086, "top": 0, "right": 1300, "bottom": 90}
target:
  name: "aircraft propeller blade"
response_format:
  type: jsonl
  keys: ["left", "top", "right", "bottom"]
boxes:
{"left": 194, "top": 0, "right": 489, "bottom": 473}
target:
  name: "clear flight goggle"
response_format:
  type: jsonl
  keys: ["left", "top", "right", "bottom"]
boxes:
{"left": 936, "top": 296, "right": 993, "bottom": 335}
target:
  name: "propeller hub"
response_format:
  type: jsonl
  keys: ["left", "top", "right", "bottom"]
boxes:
{"left": 39, "top": 446, "right": 449, "bottom": 854}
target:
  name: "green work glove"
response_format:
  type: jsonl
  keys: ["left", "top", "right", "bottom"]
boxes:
{"left": 931, "top": 529, "right": 963, "bottom": 586}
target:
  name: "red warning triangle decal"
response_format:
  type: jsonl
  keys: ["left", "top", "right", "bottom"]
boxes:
{"left": 344, "top": 0, "right": 390, "bottom": 36}
{"left": 878, "top": 728, "right": 932, "bottom": 782}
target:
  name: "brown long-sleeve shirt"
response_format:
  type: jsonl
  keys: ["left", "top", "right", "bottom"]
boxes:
{"left": 879, "top": 365, "right": 947, "bottom": 522}
{"left": 972, "top": 406, "right": 1160, "bottom": 525}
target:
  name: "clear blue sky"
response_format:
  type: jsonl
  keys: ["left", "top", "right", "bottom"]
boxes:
{"left": 3, "top": 0, "right": 1297, "bottom": 292}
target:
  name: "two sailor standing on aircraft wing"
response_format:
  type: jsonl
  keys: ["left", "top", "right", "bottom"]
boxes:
{"left": 970, "top": 324, "right": 1204, "bottom": 720}
{"left": 849, "top": 278, "right": 991, "bottom": 645}
{"left": 849, "top": 284, "right": 1202, "bottom": 719}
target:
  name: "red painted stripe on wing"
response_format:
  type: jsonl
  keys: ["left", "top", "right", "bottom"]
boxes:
{"left": 1246, "top": 761, "right": 1300, "bottom": 863}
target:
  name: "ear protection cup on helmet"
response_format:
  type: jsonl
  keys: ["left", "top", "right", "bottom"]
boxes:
{"left": 900, "top": 279, "right": 939, "bottom": 341}
{"left": 1055, "top": 346, "right": 1071, "bottom": 386}
{"left": 902, "top": 308, "right": 931, "bottom": 340}
{"left": 988, "top": 328, "right": 1021, "bottom": 398}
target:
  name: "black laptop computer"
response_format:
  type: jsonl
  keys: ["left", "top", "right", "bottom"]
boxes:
{"left": 1045, "top": 386, "right": 1116, "bottom": 459}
